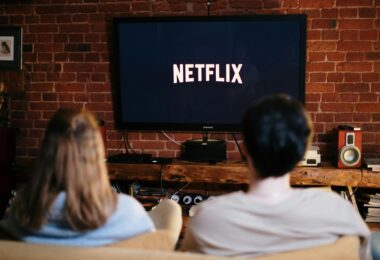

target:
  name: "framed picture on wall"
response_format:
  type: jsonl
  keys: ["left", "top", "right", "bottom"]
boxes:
{"left": 0, "top": 27, "right": 22, "bottom": 70}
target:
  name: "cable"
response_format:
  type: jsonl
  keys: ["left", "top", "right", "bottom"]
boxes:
{"left": 232, "top": 133, "right": 245, "bottom": 161}
{"left": 124, "top": 132, "right": 138, "bottom": 154}
{"left": 348, "top": 165, "right": 364, "bottom": 200}
{"left": 161, "top": 130, "right": 183, "bottom": 147}
{"left": 167, "top": 182, "right": 191, "bottom": 198}
{"left": 206, "top": 0, "right": 212, "bottom": 16}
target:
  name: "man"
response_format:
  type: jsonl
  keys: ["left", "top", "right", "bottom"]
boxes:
{"left": 182, "top": 94, "right": 370, "bottom": 259}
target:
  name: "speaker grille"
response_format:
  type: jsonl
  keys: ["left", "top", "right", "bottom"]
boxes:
{"left": 339, "top": 145, "right": 361, "bottom": 167}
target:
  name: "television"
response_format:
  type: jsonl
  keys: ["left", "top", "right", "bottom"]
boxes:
{"left": 113, "top": 15, "right": 306, "bottom": 132}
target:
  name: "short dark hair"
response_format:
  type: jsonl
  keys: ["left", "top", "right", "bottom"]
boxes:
{"left": 242, "top": 94, "right": 312, "bottom": 178}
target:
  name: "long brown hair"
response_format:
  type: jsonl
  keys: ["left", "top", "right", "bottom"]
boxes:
{"left": 13, "top": 109, "right": 117, "bottom": 231}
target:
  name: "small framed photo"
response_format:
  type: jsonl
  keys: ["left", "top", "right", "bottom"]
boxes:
{"left": 0, "top": 27, "right": 22, "bottom": 70}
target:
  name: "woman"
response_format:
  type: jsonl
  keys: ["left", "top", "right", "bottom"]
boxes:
{"left": 1, "top": 109, "right": 154, "bottom": 246}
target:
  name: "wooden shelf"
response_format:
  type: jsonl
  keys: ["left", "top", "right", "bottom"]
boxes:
{"left": 109, "top": 161, "right": 380, "bottom": 188}
{"left": 14, "top": 158, "right": 380, "bottom": 188}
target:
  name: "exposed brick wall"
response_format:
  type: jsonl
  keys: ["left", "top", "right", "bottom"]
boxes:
{"left": 1, "top": 0, "right": 380, "bottom": 161}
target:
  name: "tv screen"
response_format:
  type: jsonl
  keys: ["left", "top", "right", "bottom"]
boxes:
{"left": 113, "top": 15, "right": 306, "bottom": 131}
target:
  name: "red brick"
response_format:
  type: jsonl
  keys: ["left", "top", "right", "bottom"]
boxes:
{"left": 316, "top": 113, "right": 334, "bottom": 122}
{"left": 85, "top": 102, "right": 112, "bottom": 111}
{"left": 37, "top": 34, "right": 52, "bottom": 43}
{"left": 360, "top": 30, "right": 378, "bottom": 40}
{"left": 344, "top": 73, "right": 362, "bottom": 82}
{"left": 91, "top": 73, "right": 107, "bottom": 82}
{"left": 365, "top": 52, "right": 380, "bottom": 60}
{"left": 346, "top": 52, "right": 364, "bottom": 61}
{"left": 327, "top": 73, "right": 344, "bottom": 82}
{"left": 55, "top": 83, "right": 85, "bottom": 92}
{"left": 74, "top": 93, "right": 89, "bottom": 102}
{"left": 59, "top": 93, "right": 74, "bottom": 102}
{"left": 354, "top": 113, "right": 371, "bottom": 122}
{"left": 263, "top": 0, "right": 281, "bottom": 8}
{"left": 359, "top": 8, "right": 377, "bottom": 18}
{"left": 98, "top": 3, "right": 131, "bottom": 12}
{"left": 31, "top": 73, "right": 46, "bottom": 82}
{"left": 356, "top": 103, "right": 380, "bottom": 112}
{"left": 340, "top": 93, "right": 358, "bottom": 102}
{"left": 310, "top": 73, "right": 327, "bottom": 82}
{"left": 322, "top": 93, "right": 339, "bottom": 102}
{"left": 30, "top": 102, "right": 59, "bottom": 111}
{"left": 69, "top": 53, "right": 84, "bottom": 62}
{"left": 321, "top": 103, "right": 354, "bottom": 112}
{"left": 308, "top": 62, "right": 335, "bottom": 72}
{"left": 336, "top": 0, "right": 372, "bottom": 6}
{"left": 77, "top": 73, "right": 92, "bottom": 82}
{"left": 90, "top": 93, "right": 106, "bottom": 102}
{"left": 321, "top": 9, "right": 338, "bottom": 18}
{"left": 336, "top": 83, "right": 369, "bottom": 92}
{"left": 30, "top": 83, "right": 54, "bottom": 92}
{"left": 299, "top": 0, "right": 334, "bottom": 8}
{"left": 312, "top": 19, "right": 336, "bottom": 29}
{"left": 308, "top": 52, "right": 325, "bottom": 62}
{"left": 59, "top": 103, "right": 84, "bottom": 110}
{"left": 360, "top": 93, "right": 378, "bottom": 102}
{"left": 340, "top": 30, "right": 359, "bottom": 41}
{"left": 29, "top": 24, "right": 58, "bottom": 33}
{"left": 60, "top": 73, "right": 76, "bottom": 82}
{"left": 60, "top": 24, "right": 90, "bottom": 33}
{"left": 337, "top": 62, "right": 372, "bottom": 72}
{"left": 68, "top": 34, "right": 84, "bottom": 43}
{"left": 72, "top": 14, "right": 88, "bottom": 23}
{"left": 326, "top": 52, "right": 345, "bottom": 61}
{"left": 307, "top": 83, "right": 335, "bottom": 92}
{"left": 339, "top": 8, "right": 358, "bottom": 18}
{"left": 322, "top": 30, "right": 339, "bottom": 40}
{"left": 362, "top": 73, "right": 380, "bottom": 82}
{"left": 305, "top": 103, "right": 319, "bottom": 112}
{"left": 337, "top": 41, "right": 372, "bottom": 51}
{"left": 66, "top": 4, "right": 97, "bottom": 13}
{"left": 56, "top": 15, "right": 72, "bottom": 24}
{"left": 85, "top": 53, "right": 100, "bottom": 62}
{"left": 308, "top": 41, "right": 336, "bottom": 51}
{"left": 63, "top": 63, "right": 92, "bottom": 72}
{"left": 335, "top": 113, "right": 353, "bottom": 122}
{"left": 307, "top": 31, "right": 322, "bottom": 40}
{"left": 43, "top": 93, "right": 58, "bottom": 101}
{"left": 339, "top": 19, "right": 373, "bottom": 29}
{"left": 35, "top": 5, "right": 66, "bottom": 14}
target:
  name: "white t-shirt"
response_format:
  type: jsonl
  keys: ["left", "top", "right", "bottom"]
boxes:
{"left": 182, "top": 189, "right": 370, "bottom": 259}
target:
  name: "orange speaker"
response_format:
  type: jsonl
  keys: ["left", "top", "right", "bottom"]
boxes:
{"left": 337, "top": 129, "right": 362, "bottom": 169}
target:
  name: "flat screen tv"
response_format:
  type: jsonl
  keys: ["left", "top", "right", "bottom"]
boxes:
{"left": 113, "top": 15, "right": 306, "bottom": 132}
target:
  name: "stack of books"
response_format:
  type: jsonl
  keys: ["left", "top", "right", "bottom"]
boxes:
{"left": 358, "top": 193, "right": 380, "bottom": 223}
{"left": 364, "top": 158, "right": 380, "bottom": 172}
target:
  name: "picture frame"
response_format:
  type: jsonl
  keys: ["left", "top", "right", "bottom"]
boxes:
{"left": 0, "top": 26, "right": 22, "bottom": 70}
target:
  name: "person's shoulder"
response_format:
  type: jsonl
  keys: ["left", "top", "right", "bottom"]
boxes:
{"left": 116, "top": 193, "right": 146, "bottom": 211}
{"left": 194, "top": 191, "right": 245, "bottom": 216}
{"left": 294, "top": 188, "right": 353, "bottom": 208}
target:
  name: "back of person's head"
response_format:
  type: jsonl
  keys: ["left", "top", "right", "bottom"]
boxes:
{"left": 242, "top": 94, "right": 313, "bottom": 179}
{"left": 13, "top": 109, "right": 117, "bottom": 231}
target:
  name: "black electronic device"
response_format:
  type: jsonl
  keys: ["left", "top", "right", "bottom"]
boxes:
{"left": 183, "top": 138, "right": 226, "bottom": 163}
{"left": 113, "top": 15, "right": 306, "bottom": 131}
{"left": 107, "top": 153, "right": 173, "bottom": 164}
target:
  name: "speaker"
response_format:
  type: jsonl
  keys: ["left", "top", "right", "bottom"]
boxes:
{"left": 337, "top": 129, "right": 362, "bottom": 168}
{"left": 183, "top": 138, "right": 226, "bottom": 163}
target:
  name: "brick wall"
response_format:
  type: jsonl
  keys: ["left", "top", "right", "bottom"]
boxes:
{"left": 0, "top": 0, "right": 379, "bottom": 161}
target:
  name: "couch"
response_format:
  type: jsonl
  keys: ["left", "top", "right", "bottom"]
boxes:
{"left": 0, "top": 199, "right": 361, "bottom": 260}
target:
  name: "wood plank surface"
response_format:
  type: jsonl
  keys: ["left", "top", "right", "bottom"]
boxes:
{"left": 14, "top": 158, "right": 380, "bottom": 188}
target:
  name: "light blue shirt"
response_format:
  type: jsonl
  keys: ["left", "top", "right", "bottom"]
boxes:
{"left": 0, "top": 193, "right": 155, "bottom": 246}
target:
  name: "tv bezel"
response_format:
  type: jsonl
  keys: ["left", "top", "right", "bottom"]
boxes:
{"left": 112, "top": 15, "right": 307, "bottom": 132}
